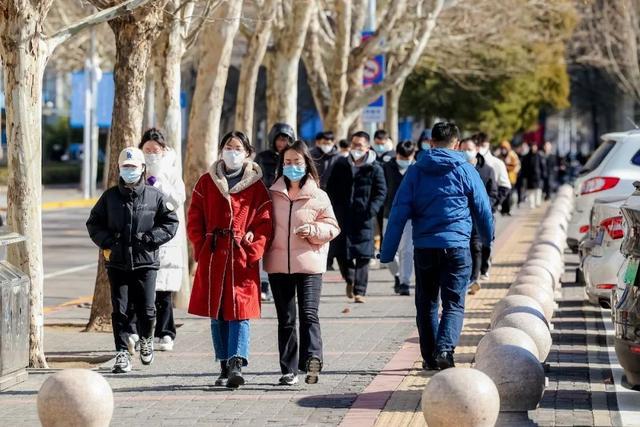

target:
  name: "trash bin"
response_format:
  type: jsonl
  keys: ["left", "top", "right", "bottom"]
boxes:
{"left": 0, "top": 230, "right": 29, "bottom": 390}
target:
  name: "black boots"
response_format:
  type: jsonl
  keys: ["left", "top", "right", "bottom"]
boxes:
{"left": 226, "top": 357, "right": 245, "bottom": 389}
{"left": 215, "top": 360, "right": 228, "bottom": 386}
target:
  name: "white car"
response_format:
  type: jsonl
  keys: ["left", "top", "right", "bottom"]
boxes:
{"left": 582, "top": 197, "right": 627, "bottom": 308}
{"left": 567, "top": 130, "right": 640, "bottom": 253}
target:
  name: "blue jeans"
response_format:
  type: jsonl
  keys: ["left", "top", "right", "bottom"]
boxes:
{"left": 210, "top": 319, "right": 250, "bottom": 363}
{"left": 414, "top": 247, "right": 471, "bottom": 360}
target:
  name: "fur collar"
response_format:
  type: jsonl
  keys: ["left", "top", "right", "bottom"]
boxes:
{"left": 209, "top": 160, "right": 263, "bottom": 198}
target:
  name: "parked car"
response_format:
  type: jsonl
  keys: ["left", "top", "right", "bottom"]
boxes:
{"left": 613, "top": 182, "right": 640, "bottom": 388}
{"left": 582, "top": 197, "right": 627, "bottom": 308}
{"left": 567, "top": 131, "right": 640, "bottom": 253}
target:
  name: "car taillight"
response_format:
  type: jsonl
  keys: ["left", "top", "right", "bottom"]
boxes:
{"left": 596, "top": 284, "right": 616, "bottom": 289}
{"left": 630, "top": 344, "right": 640, "bottom": 355}
{"left": 600, "top": 216, "right": 624, "bottom": 239}
{"left": 579, "top": 225, "right": 590, "bottom": 234}
{"left": 580, "top": 177, "right": 620, "bottom": 195}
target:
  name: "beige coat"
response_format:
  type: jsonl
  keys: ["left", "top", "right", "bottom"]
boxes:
{"left": 264, "top": 177, "right": 340, "bottom": 274}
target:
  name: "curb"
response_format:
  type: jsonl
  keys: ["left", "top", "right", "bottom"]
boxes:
{"left": 42, "top": 198, "right": 98, "bottom": 211}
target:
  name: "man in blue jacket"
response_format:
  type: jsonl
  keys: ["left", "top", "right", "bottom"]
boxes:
{"left": 380, "top": 122, "right": 493, "bottom": 370}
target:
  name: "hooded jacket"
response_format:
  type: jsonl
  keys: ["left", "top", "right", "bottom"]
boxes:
{"left": 264, "top": 177, "right": 340, "bottom": 274}
{"left": 380, "top": 148, "right": 493, "bottom": 261}
{"left": 187, "top": 160, "right": 273, "bottom": 320}
{"left": 326, "top": 150, "right": 387, "bottom": 259}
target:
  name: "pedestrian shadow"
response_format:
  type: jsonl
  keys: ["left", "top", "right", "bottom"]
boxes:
{"left": 297, "top": 390, "right": 394, "bottom": 409}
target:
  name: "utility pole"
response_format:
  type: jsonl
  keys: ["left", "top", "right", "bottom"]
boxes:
{"left": 82, "top": 29, "right": 101, "bottom": 199}
{"left": 365, "top": 0, "right": 378, "bottom": 137}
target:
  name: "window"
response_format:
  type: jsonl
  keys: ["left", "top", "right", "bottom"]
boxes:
{"left": 580, "top": 140, "right": 616, "bottom": 176}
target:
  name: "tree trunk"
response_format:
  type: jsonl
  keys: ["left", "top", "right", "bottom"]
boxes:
{"left": 0, "top": 3, "right": 51, "bottom": 367}
{"left": 235, "top": 0, "right": 277, "bottom": 138}
{"left": 266, "top": 50, "right": 300, "bottom": 128}
{"left": 386, "top": 78, "right": 405, "bottom": 143}
{"left": 184, "top": 0, "right": 243, "bottom": 220}
{"left": 86, "top": 1, "right": 165, "bottom": 331}
{"left": 266, "top": 0, "right": 314, "bottom": 129}
{"left": 151, "top": 7, "right": 192, "bottom": 309}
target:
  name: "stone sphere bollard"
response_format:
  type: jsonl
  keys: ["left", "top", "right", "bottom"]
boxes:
{"left": 475, "top": 344, "right": 546, "bottom": 412}
{"left": 515, "top": 274, "right": 555, "bottom": 291}
{"left": 496, "top": 311, "right": 552, "bottom": 361}
{"left": 507, "top": 284, "right": 555, "bottom": 321}
{"left": 475, "top": 327, "right": 540, "bottom": 363}
{"left": 519, "top": 265, "right": 555, "bottom": 285}
{"left": 524, "top": 259, "right": 562, "bottom": 283}
{"left": 421, "top": 367, "right": 500, "bottom": 427}
{"left": 38, "top": 369, "right": 114, "bottom": 427}
{"left": 490, "top": 295, "right": 545, "bottom": 328}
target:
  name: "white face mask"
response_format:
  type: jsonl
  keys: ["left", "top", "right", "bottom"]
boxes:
{"left": 319, "top": 144, "right": 333, "bottom": 154}
{"left": 144, "top": 153, "right": 163, "bottom": 174}
{"left": 479, "top": 146, "right": 490, "bottom": 156}
{"left": 351, "top": 150, "right": 366, "bottom": 161}
{"left": 222, "top": 150, "right": 245, "bottom": 170}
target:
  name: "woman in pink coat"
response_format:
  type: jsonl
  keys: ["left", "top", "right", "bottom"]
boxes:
{"left": 264, "top": 140, "right": 340, "bottom": 386}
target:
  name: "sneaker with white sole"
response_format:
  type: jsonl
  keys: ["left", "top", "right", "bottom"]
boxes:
{"left": 127, "top": 333, "right": 139, "bottom": 355}
{"left": 156, "top": 335, "right": 174, "bottom": 351}
{"left": 278, "top": 373, "right": 299, "bottom": 386}
{"left": 480, "top": 273, "right": 490, "bottom": 282}
{"left": 112, "top": 351, "right": 132, "bottom": 373}
{"left": 139, "top": 336, "right": 154, "bottom": 365}
{"left": 305, "top": 356, "right": 322, "bottom": 384}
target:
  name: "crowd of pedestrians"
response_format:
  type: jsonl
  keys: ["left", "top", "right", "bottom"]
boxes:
{"left": 85, "top": 121, "right": 563, "bottom": 386}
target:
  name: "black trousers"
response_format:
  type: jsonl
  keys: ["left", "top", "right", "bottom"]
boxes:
{"left": 470, "top": 233, "right": 482, "bottom": 282}
{"left": 481, "top": 245, "right": 491, "bottom": 276}
{"left": 337, "top": 257, "right": 370, "bottom": 296}
{"left": 501, "top": 188, "right": 513, "bottom": 215}
{"left": 127, "top": 291, "right": 177, "bottom": 340}
{"left": 108, "top": 268, "right": 157, "bottom": 352}
{"left": 269, "top": 273, "right": 323, "bottom": 375}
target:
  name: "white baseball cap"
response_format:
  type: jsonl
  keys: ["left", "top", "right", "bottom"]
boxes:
{"left": 118, "top": 147, "right": 145, "bottom": 168}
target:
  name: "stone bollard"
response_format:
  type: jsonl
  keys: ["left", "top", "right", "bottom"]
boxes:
{"left": 496, "top": 311, "right": 552, "bottom": 361}
{"left": 475, "top": 327, "right": 540, "bottom": 363}
{"left": 514, "top": 274, "right": 555, "bottom": 291}
{"left": 523, "top": 259, "right": 562, "bottom": 284}
{"left": 38, "top": 369, "right": 113, "bottom": 427}
{"left": 507, "top": 284, "right": 555, "bottom": 321}
{"left": 490, "top": 295, "right": 545, "bottom": 328}
{"left": 421, "top": 367, "right": 500, "bottom": 427}
{"left": 518, "top": 265, "right": 556, "bottom": 286}
{"left": 475, "top": 344, "right": 545, "bottom": 412}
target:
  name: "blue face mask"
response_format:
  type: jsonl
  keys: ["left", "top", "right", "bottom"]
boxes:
{"left": 373, "top": 144, "right": 387, "bottom": 153}
{"left": 396, "top": 159, "right": 413, "bottom": 170}
{"left": 421, "top": 142, "right": 431, "bottom": 151}
{"left": 120, "top": 168, "right": 142, "bottom": 184}
{"left": 464, "top": 150, "right": 477, "bottom": 162}
{"left": 283, "top": 165, "right": 306, "bottom": 182}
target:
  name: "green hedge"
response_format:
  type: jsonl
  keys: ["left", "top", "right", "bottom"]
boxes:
{"left": 0, "top": 162, "right": 104, "bottom": 186}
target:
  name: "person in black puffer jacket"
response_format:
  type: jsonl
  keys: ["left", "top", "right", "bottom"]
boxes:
{"left": 459, "top": 138, "right": 498, "bottom": 295}
{"left": 382, "top": 140, "right": 417, "bottom": 296}
{"left": 87, "top": 147, "right": 178, "bottom": 374}
{"left": 326, "top": 131, "right": 387, "bottom": 303}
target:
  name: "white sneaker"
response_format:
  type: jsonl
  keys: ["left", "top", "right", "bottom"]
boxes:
{"left": 480, "top": 273, "right": 490, "bottom": 282}
{"left": 112, "top": 351, "right": 132, "bottom": 373}
{"left": 156, "top": 335, "right": 174, "bottom": 352}
{"left": 139, "top": 336, "right": 154, "bottom": 365}
{"left": 127, "top": 334, "right": 139, "bottom": 355}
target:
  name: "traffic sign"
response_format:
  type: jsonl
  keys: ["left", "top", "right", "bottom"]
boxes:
{"left": 361, "top": 31, "right": 385, "bottom": 123}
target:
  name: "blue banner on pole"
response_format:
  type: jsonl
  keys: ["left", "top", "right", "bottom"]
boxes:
{"left": 70, "top": 71, "right": 115, "bottom": 128}
{"left": 361, "top": 31, "right": 385, "bottom": 122}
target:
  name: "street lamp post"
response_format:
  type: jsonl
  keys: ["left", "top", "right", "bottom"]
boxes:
{"left": 82, "top": 29, "right": 101, "bottom": 199}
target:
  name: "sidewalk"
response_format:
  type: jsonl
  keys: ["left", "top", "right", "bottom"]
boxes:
{"left": 368, "top": 208, "right": 623, "bottom": 426}
{"left": 0, "top": 205, "right": 597, "bottom": 426}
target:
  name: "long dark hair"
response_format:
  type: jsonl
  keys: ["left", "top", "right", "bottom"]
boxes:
{"left": 219, "top": 131, "right": 254, "bottom": 156}
{"left": 139, "top": 127, "right": 167, "bottom": 149}
{"left": 277, "top": 140, "right": 320, "bottom": 189}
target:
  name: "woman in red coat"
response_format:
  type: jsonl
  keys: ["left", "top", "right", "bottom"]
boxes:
{"left": 187, "top": 131, "right": 273, "bottom": 389}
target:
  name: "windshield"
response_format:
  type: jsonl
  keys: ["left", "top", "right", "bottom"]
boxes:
{"left": 579, "top": 140, "right": 616, "bottom": 176}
